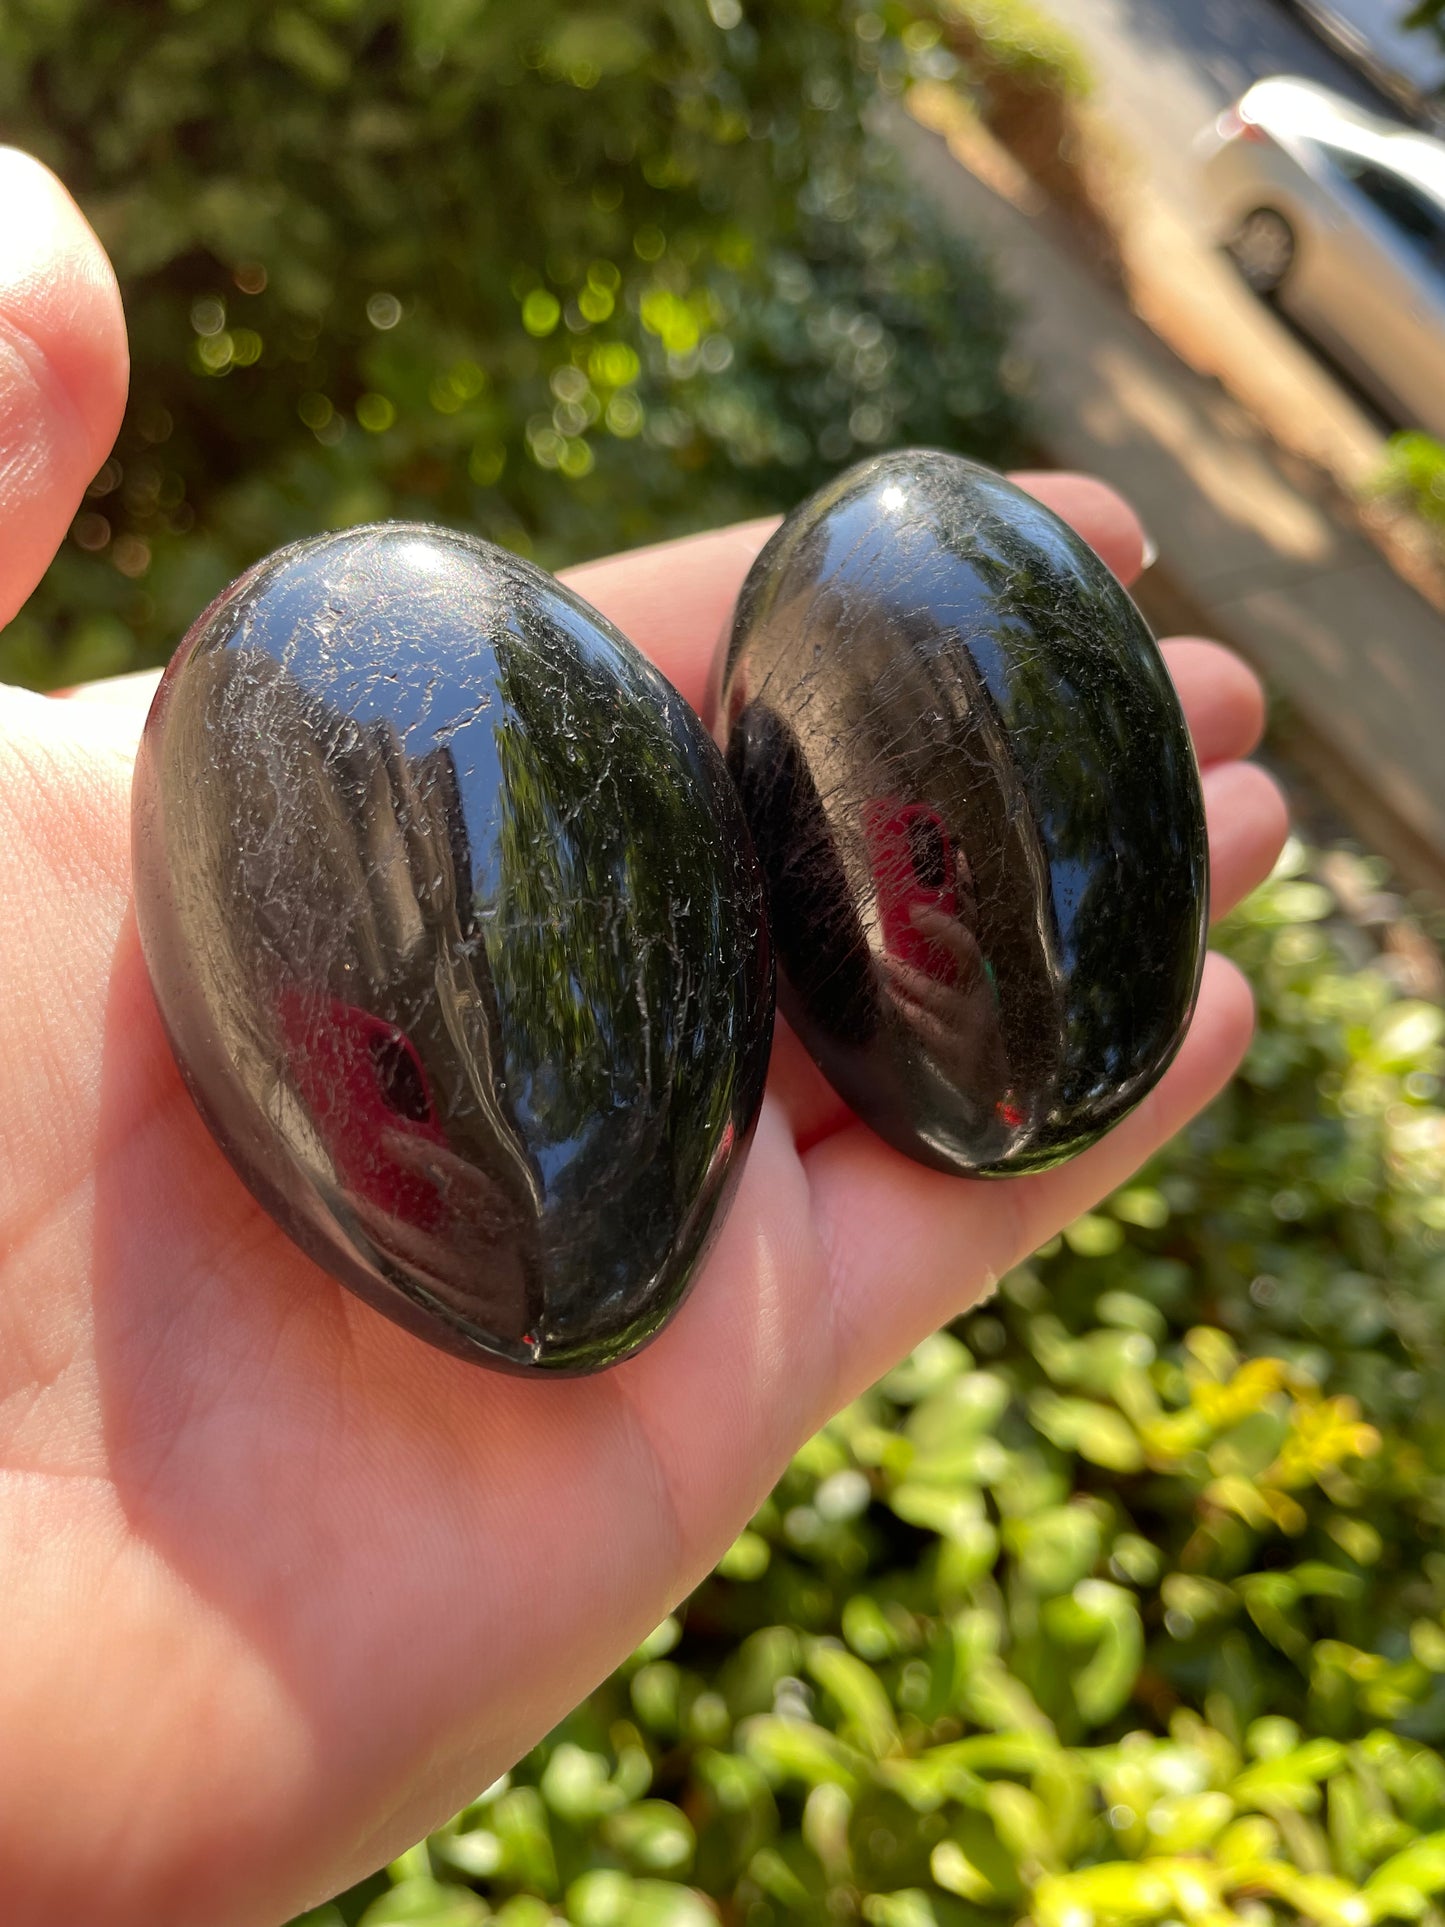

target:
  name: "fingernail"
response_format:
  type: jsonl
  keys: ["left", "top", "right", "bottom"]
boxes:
{"left": 1139, "top": 526, "right": 1159, "bottom": 571}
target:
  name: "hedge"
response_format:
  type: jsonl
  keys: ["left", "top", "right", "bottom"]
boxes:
{"left": 274, "top": 849, "right": 1445, "bottom": 1927}
{"left": 0, "top": 0, "right": 1022, "bottom": 689}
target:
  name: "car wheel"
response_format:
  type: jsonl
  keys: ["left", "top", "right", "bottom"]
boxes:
{"left": 1228, "top": 208, "right": 1296, "bottom": 294}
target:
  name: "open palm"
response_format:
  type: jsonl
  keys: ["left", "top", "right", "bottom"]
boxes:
{"left": 0, "top": 151, "right": 1288, "bottom": 1927}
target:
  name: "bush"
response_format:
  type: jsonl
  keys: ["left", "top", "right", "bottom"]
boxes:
{"left": 293, "top": 845, "right": 1445, "bottom": 1926}
{"left": 933, "top": 0, "right": 1093, "bottom": 100}
{"left": 923, "top": 0, "right": 1119, "bottom": 282}
{"left": 1372, "top": 431, "right": 1445, "bottom": 534}
{"left": 0, "top": 0, "right": 1025, "bottom": 689}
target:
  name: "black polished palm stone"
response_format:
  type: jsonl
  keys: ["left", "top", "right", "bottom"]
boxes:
{"left": 713, "top": 450, "right": 1208, "bottom": 1176}
{"left": 132, "top": 524, "right": 773, "bottom": 1373}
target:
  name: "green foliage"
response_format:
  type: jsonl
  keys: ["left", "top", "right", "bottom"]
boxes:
{"left": 1371, "top": 431, "right": 1445, "bottom": 534}
{"left": 303, "top": 844, "right": 1445, "bottom": 1925}
{"left": 934, "top": 0, "right": 1094, "bottom": 99}
{"left": 0, "top": 0, "right": 1025, "bottom": 688}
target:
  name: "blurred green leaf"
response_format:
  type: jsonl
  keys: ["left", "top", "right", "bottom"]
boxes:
{"left": 806, "top": 1640, "right": 900, "bottom": 1758}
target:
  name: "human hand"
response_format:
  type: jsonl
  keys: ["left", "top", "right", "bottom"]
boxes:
{"left": 0, "top": 149, "right": 1288, "bottom": 1927}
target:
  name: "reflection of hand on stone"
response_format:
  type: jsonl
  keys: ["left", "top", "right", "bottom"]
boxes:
{"left": 882, "top": 902, "right": 1013, "bottom": 1114}
{"left": 908, "top": 898, "right": 985, "bottom": 984}
{"left": 380, "top": 1129, "right": 531, "bottom": 1247}
{"left": 360, "top": 1132, "right": 540, "bottom": 1342}
{"left": 0, "top": 147, "right": 1290, "bottom": 1927}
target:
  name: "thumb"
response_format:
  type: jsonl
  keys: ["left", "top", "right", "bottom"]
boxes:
{"left": 0, "top": 146, "right": 128, "bottom": 633}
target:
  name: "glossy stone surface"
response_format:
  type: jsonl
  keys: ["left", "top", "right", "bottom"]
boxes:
{"left": 133, "top": 524, "right": 774, "bottom": 1372}
{"left": 713, "top": 450, "right": 1208, "bottom": 1176}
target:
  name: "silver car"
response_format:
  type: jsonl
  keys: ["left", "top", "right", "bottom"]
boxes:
{"left": 1199, "top": 75, "right": 1445, "bottom": 439}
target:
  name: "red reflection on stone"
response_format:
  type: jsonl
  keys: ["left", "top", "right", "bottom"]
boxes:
{"left": 862, "top": 798, "right": 960, "bottom": 982}
{"left": 277, "top": 989, "right": 449, "bottom": 1228}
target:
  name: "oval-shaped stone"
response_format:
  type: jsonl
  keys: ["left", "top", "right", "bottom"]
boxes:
{"left": 713, "top": 450, "right": 1207, "bottom": 1176}
{"left": 133, "top": 523, "right": 774, "bottom": 1372}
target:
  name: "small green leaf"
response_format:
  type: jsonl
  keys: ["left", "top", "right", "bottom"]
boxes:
{"left": 359, "top": 1881, "right": 491, "bottom": 1926}
{"left": 715, "top": 1529, "right": 770, "bottom": 1582}
{"left": 601, "top": 1801, "right": 696, "bottom": 1875}
{"left": 1029, "top": 1392, "right": 1144, "bottom": 1472}
{"left": 738, "top": 1715, "right": 865, "bottom": 1793}
{"left": 1063, "top": 1212, "right": 1126, "bottom": 1256}
{"left": 1233, "top": 1742, "right": 1350, "bottom": 1809}
{"left": 805, "top": 1640, "right": 899, "bottom": 1758}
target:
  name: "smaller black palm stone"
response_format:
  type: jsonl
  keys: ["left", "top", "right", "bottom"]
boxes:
{"left": 712, "top": 450, "right": 1209, "bottom": 1177}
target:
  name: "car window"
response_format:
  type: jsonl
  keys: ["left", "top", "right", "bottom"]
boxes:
{"left": 1301, "top": 0, "right": 1445, "bottom": 94}
{"left": 1320, "top": 142, "right": 1445, "bottom": 270}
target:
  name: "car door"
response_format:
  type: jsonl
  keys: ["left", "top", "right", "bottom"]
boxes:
{"left": 1303, "top": 146, "right": 1445, "bottom": 436}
